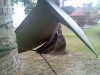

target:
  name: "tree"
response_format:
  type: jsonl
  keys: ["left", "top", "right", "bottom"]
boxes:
{"left": 61, "top": 6, "right": 75, "bottom": 14}
{"left": 82, "top": 2, "right": 93, "bottom": 26}
{"left": 82, "top": 2, "right": 93, "bottom": 16}
{"left": 93, "top": 0, "right": 100, "bottom": 16}
{"left": 61, "top": 0, "right": 67, "bottom": 7}
{"left": 0, "top": 0, "right": 67, "bottom": 74}
{"left": 50, "top": 0, "right": 67, "bottom": 54}
{"left": 24, "top": 2, "right": 36, "bottom": 14}
{"left": 0, "top": 0, "right": 21, "bottom": 75}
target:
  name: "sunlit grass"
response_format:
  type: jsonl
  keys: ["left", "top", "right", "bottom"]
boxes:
{"left": 62, "top": 24, "right": 100, "bottom": 55}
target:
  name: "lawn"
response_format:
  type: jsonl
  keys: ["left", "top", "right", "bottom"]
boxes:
{"left": 62, "top": 24, "right": 100, "bottom": 56}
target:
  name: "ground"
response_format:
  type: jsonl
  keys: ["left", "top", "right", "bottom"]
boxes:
{"left": 19, "top": 51, "right": 100, "bottom": 75}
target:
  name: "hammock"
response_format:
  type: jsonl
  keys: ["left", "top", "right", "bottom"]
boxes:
{"left": 15, "top": 0, "right": 98, "bottom": 57}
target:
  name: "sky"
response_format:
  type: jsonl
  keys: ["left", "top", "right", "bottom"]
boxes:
{"left": 13, "top": 0, "right": 98, "bottom": 27}
{"left": 63, "top": 0, "right": 98, "bottom": 7}
{"left": 12, "top": 2, "right": 26, "bottom": 27}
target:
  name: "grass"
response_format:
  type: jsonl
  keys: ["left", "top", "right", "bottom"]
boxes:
{"left": 62, "top": 24, "right": 100, "bottom": 56}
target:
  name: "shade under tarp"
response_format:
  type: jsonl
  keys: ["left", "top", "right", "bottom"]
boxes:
{"left": 15, "top": 0, "right": 98, "bottom": 57}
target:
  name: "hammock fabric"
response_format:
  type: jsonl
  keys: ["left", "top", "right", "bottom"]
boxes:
{"left": 15, "top": 0, "right": 98, "bottom": 57}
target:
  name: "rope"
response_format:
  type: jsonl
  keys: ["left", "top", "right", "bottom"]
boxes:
{"left": 18, "top": 47, "right": 58, "bottom": 75}
{"left": 0, "top": 43, "right": 18, "bottom": 51}
{"left": 40, "top": 54, "right": 57, "bottom": 75}
{"left": 0, "top": 44, "right": 58, "bottom": 74}
{"left": 0, "top": 43, "right": 18, "bottom": 58}
{"left": 0, "top": 49, "right": 14, "bottom": 58}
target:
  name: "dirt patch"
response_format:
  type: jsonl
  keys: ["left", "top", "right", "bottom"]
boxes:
{"left": 19, "top": 51, "right": 100, "bottom": 75}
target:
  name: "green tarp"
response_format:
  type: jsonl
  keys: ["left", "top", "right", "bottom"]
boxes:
{"left": 15, "top": 0, "right": 98, "bottom": 57}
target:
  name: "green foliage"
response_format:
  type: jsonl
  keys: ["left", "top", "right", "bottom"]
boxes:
{"left": 93, "top": 1, "right": 100, "bottom": 16}
{"left": 12, "top": 0, "right": 73, "bottom": 15}
{"left": 24, "top": 2, "right": 36, "bottom": 15}
{"left": 11, "top": 0, "right": 16, "bottom": 6}
{"left": 15, "top": 0, "right": 32, "bottom": 6}
{"left": 11, "top": 0, "right": 36, "bottom": 15}
{"left": 61, "top": 0, "right": 67, "bottom": 7}
{"left": 82, "top": 2, "right": 93, "bottom": 16}
{"left": 61, "top": 6, "right": 75, "bottom": 14}
{"left": 12, "top": 0, "right": 70, "bottom": 15}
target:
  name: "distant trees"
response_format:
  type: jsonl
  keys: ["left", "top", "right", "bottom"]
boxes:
{"left": 60, "top": 0, "right": 75, "bottom": 14}
{"left": 61, "top": 6, "right": 75, "bottom": 14}
{"left": 24, "top": 2, "right": 36, "bottom": 14}
{"left": 81, "top": 2, "right": 93, "bottom": 26}
{"left": 93, "top": 0, "right": 100, "bottom": 16}
{"left": 61, "top": 0, "right": 67, "bottom": 7}
{"left": 82, "top": 2, "right": 93, "bottom": 17}
{"left": 11, "top": 0, "right": 36, "bottom": 14}
{"left": 81, "top": 1, "right": 100, "bottom": 17}
{"left": 81, "top": 2, "right": 100, "bottom": 26}
{"left": 24, "top": 0, "right": 75, "bottom": 15}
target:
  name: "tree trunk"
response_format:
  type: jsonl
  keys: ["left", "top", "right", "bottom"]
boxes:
{"left": 61, "top": 0, "right": 67, "bottom": 7}
{"left": 51, "top": 0, "right": 67, "bottom": 54}
{"left": 0, "top": 0, "right": 21, "bottom": 75}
